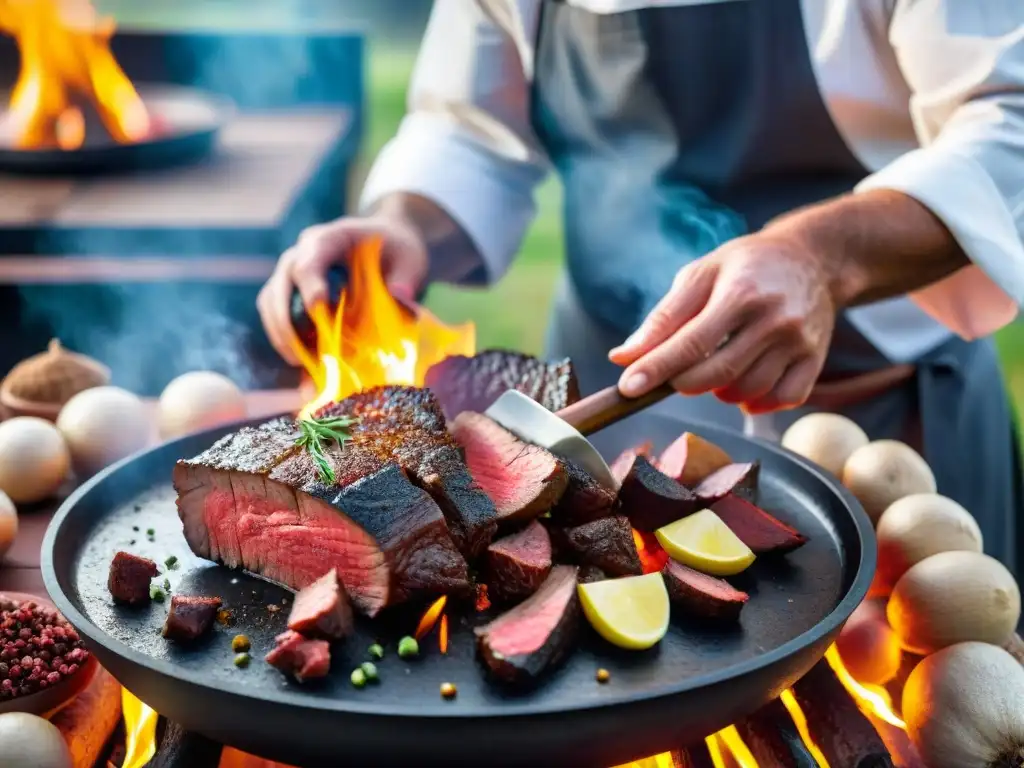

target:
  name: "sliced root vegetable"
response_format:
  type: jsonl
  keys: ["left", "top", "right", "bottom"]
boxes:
{"left": 609, "top": 441, "right": 654, "bottom": 486}
{"left": 578, "top": 572, "right": 670, "bottom": 650}
{"left": 876, "top": 493, "right": 983, "bottom": 591}
{"left": 781, "top": 413, "right": 868, "bottom": 477}
{"left": 661, "top": 559, "right": 748, "bottom": 621}
{"left": 710, "top": 494, "right": 808, "bottom": 555}
{"left": 617, "top": 456, "right": 701, "bottom": 532}
{"left": 657, "top": 432, "right": 733, "bottom": 486}
{"left": 835, "top": 599, "right": 901, "bottom": 685}
{"left": 887, "top": 551, "right": 1021, "bottom": 655}
{"left": 655, "top": 509, "right": 756, "bottom": 577}
{"left": 694, "top": 461, "right": 760, "bottom": 504}
{"left": 841, "top": 439, "right": 936, "bottom": 525}
{"left": 903, "top": 642, "right": 1024, "bottom": 768}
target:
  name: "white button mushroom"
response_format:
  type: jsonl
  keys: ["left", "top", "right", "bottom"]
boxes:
{"left": 0, "top": 417, "right": 70, "bottom": 504}
{"left": 157, "top": 371, "right": 247, "bottom": 439}
{"left": 0, "top": 490, "right": 17, "bottom": 561}
{"left": 0, "top": 712, "right": 73, "bottom": 767}
{"left": 56, "top": 386, "right": 151, "bottom": 477}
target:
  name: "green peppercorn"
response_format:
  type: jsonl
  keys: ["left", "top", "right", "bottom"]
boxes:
{"left": 149, "top": 584, "right": 165, "bottom": 602}
{"left": 368, "top": 643, "right": 384, "bottom": 660}
{"left": 231, "top": 634, "right": 250, "bottom": 653}
{"left": 350, "top": 668, "right": 367, "bottom": 688}
{"left": 162, "top": 578, "right": 171, "bottom": 591}
{"left": 397, "top": 636, "right": 419, "bottom": 659}
{"left": 164, "top": 555, "right": 179, "bottom": 570}
{"left": 233, "top": 653, "right": 250, "bottom": 668}
{"left": 146, "top": 528, "right": 155, "bottom": 536}
{"left": 360, "top": 662, "right": 379, "bottom": 682}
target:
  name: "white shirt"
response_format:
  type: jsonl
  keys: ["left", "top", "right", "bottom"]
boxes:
{"left": 361, "top": 0, "right": 1024, "bottom": 363}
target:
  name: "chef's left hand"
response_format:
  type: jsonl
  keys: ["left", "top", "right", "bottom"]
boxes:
{"left": 609, "top": 232, "right": 838, "bottom": 414}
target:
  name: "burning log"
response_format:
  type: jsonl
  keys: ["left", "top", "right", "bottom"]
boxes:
{"left": 790, "top": 660, "right": 894, "bottom": 767}
{"left": 49, "top": 665, "right": 121, "bottom": 768}
{"left": 150, "top": 720, "right": 223, "bottom": 768}
{"left": 735, "top": 698, "right": 819, "bottom": 768}
{"left": 675, "top": 743, "right": 715, "bottom": 768}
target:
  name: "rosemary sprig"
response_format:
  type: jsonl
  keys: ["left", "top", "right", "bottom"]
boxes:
{"left": 295, "top": 415, "right": 359, "bottom": 484}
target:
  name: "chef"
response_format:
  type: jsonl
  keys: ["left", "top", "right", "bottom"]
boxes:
{"left": 258, "top": 0, "right": 1024, "bottom": 574}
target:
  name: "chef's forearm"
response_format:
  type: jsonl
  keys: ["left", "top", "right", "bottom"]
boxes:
{"left": 766, "top": 189, "right": 971, "bottom": 308}
{"left": 370, "top": 192, "right": 483, "bottom": 274}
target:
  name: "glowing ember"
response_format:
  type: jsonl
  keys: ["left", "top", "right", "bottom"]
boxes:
{"left": 632, "top": 529, "right": 669, "bottom": 574}
{"left": 439, "top": 613, "right": 449, "bottom": 655}
{"left": 0, "top": 0, "right": 152, "bottom": 149}
{"left": 780, "top": 689, "right": 831, "bottom": 767}
{"left": 826, "top": 645, "right": 905, "bottom": 729}
{"left": 415, "top": 595, "right": 448, "bottom": 642}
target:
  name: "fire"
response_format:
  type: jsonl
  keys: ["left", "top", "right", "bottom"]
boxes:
{"left": 826, "top": 645, "right": 905, "bottom": 729}
{"left": 0, "top": 0, "right": 151, "bottom": 149}
{"left": 118, "top": 689, "right": 158, "bottom": 768}
{"left": 293, "top": 236, "right": 475, "bottom": 420}
{"left": 780, "top": 690, "right": 831, "bottom": 767}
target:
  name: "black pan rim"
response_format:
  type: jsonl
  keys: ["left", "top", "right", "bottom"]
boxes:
{"left": 41, "top": 415, "right": 876, "bottom": 721}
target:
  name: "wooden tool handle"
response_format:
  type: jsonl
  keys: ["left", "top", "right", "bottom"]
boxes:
{"left": 555, "top": 383, "right": 675, "bottom": 436}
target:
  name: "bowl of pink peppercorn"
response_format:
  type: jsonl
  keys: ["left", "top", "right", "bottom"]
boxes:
{"left": 0, "top": 592, "right": 97, "bottom": 716}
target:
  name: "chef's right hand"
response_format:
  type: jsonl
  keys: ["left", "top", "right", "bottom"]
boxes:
{"left": 257, "top": 216, "right": 429, "bottom": 366}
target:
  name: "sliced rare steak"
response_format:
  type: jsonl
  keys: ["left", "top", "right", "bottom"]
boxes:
{"left": 174, "top": 422, "right": 471, "bottom": 618}
{"left": 424, "top": 349, "right": 581, "bottom": 421}
{"left": 609, "top": 442, "right": 653, "bottom": 486}
{"left": 657, "top": 432, "right": 733, "bottom": 486}
{"left": 486, "top": 521, "right": 553, "bottom": 603}
{"left": 711, "top": 494, "right": 808, "bottom": 555}
{"left": 265, "top": 630, "right": 330, "bottom": 682}
{"left": 617, "top": 456, "right": 702, "bottom": 532}
{"left": 475, "top": 565, "right": 580, "bottom": 683}
{"left": 108, "top": 551, "right": 159, "bottom": 605}
{"left": 287, "top": 568, "right": 354, "bottom": 640}
{"left": 661, "top": 560, "right": 748, "bottom": 621}
{"left": 695, "top": 462, "right": 760, "bottom": 503}
{"left": 161, "top": 595, "right": 222, "bottom": 642}
{"left": 551, "top": 516, "right": 643, "bottom": 577}
{"left": 451, "top": 411, "right": 568, "bottom": 526}
{"left": 550, "top": 460, "right": 617, "bottom": 526}
{"left": 320, "top": 386, "right": 498, "bottom": 558}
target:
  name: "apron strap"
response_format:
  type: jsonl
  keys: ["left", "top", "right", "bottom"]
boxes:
{"left": 806, "top": 364, "right": 917, "bottom": 410}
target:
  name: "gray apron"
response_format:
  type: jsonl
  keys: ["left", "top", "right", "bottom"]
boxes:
{"left": 530, "top": 0, "right": 1023, "bottom": 575}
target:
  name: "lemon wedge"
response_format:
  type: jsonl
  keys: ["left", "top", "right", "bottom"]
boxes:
{"left": 655, "top": 509, "right": 756, "bottom": 576}
{"left": 578, "top": 573, "right": 670, "bottom": 650}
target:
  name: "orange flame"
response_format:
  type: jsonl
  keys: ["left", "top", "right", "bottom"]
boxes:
{"left": 780, "top": 690, "right": 831, "bottom": 767}
{"left": 825, "top": 645, "right": 905, "bottom": 729}
{"left": 415, "top": 596, "right": 448, "bottom": 640}
{"left": 0, "top": 0, "right": 151, "bottom": 149}
{"left": 293, "top": 237, "right": 475, "bottom": 420}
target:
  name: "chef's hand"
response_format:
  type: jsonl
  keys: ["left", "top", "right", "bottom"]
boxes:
{"left": 608, "top": 232, "right": 838, "bottom": 414}
{"left": 257, "top": 216, "right": 428, "bottom": 366}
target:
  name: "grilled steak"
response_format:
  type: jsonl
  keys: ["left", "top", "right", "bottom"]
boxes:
{"left": 577, "top": 565, "right": 608, "bottom": 584}
{"left": 711, "top": 494, "right": 808, "bottom": 555}
{"left": 108, "top": 551, "right": 158, "bottom": 605}
{"left": 287, "top": 569, "right": 353, "bottom": 640}
{"left": 162, "top": 595, "right": 222, "bottom": 641}
{"left": 617, "top": 456, "right": 702, "bottom": 532}
{"left": 451, "top": 411, "right": 568, "bottom": 526}
{"left": 658, "top": 432, "right": 733, "bottom": 486}
{"left": 609, "top": 442, "right": 653, "bottom": 486}
{"left": 550, "top": 460, "right": 617, "bottom": 525}
{"left": 175, "top": 423, "right": 471, "bottom": 617}
{"left": 695, "top": 462, "right": 760, "bottom": 504}
{"left": 552, "top": 516, "right": 643, "bottom": 577}
{"left": 265, "top": 630, "right": 330, "bottom": 682}
{"left": 319, "top": 386, "right": 498, "bottom": 558}
{"left": 486, "top": 521, "right": 552, "bottom": 604}
{"left": 475, "top": 565, "right": 580, "bottom": 683}
{"left": 662, "top": 560, "right": 748, "bottom": 621}
{"left": 424, "top": 350, "right": 581, "bottom": 421}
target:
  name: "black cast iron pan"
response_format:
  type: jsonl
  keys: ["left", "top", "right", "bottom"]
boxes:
{"left": 42, "top": 411, "right": 874, "bottom": 767}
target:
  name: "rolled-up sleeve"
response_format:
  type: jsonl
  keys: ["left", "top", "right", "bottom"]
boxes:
{"left": 359, "top": 0, "right": 549, "bottom": 286}
{"left": 855, "top": 1, "right": 1024, "bottom": 339}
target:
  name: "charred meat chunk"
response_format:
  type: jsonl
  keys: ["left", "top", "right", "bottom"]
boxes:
{"left": 550, "top": 460, "right": 617, "bottom": 526}
{"left": 662, "top": 560, "right": 748, "bottom": 621}
{"left": 162, "top": 595, "right": 222, "bottom": 641}
{"left": 475, "top": 565, "right": 580, "bottom": 683}
{"left": 486, "top": 521, "right": 553, "bottom": 604}
{"left": 695, "top": 462, "right": 760, "bottom": 504}
{"left": 265, "top": 630, "right": 330, "bottom": 682}
{"left": 424, "top": 350, "right": 581, "bottom": 421}
{"left": 108, "top": 551, "right": 159, "bottom": 605}
{"left": 711, "top": 494, "right": 808, "bottom": 555}
{"left": 287, "top": 568, "right": 353, "bottom": 640}
{"left": 577, "top": 565, "right": 608, "bottom": 584}
{"left": 617, "top": 456, "right": 701, "bottom": 532}
{"left": 451, "top": 411, "right": 568, "bottom": 526}
{"left": 551, "top": 516, "right": 643, "bottom": 577}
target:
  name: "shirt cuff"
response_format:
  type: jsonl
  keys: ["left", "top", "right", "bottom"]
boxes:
{"left": 359, "top": 113, "right": 543, "bottom": 286}
{"left": 855, "top": 146, "right": 1023, "bottom": 340}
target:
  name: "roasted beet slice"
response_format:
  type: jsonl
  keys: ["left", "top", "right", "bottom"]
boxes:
{"left": 162, "top": 595, "right": 222, "bottom": 641}
{"left": 658, "top": 432, "right": 734, "bottom": 486}
{"left": 475, "top": 565, "right": 580, "bottom": 683}
{"left": 486, "top": 521, "right": 553, "bottom": 603}
{"left": 695, "top": 461, "right": 760, "bottom": 504}
{"left": 552, "top": 516, "right": 643, "bottom": 577}
{"left": 550, "top": 460, "right": 617, "bottom": 525}
{"left": 265, "top": 630, "right": 331, "bottom": 682}
{"left": 617, "top": 456, "right": 702, "bottom": 532}
{"left": 108, "top": 551, "right": 159, "bottom": 605}
{"left": 610, "top": 442, "right": 653, "bottom": 486}
{"left": 662, "top": 560, "right": 748, "bottom": 621}
{"left": 451, "top": 411, "right": 568, "bottom": 526}
{"left": 711, "top": 494, "right": 808, "bottom": 554}
{"left": 287, "top": 569, "right": 353, "bottom": 640}
{"left": 425, "top": 349, "right": 581, "bottom": 421}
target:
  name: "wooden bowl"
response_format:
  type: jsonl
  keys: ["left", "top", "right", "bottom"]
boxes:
{"left": 0, "top": 591, "right": 100, "bottom": 717}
